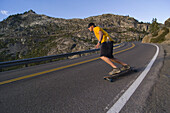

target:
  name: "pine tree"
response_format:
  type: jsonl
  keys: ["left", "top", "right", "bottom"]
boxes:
{"left": 150, "top": 18, "right": 159, "bottom": 36}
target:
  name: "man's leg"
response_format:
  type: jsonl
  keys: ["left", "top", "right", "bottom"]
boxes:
{"left": 111, "top": 58, "right": 130, "bottom": 71}
{"left": 110, "top": 58, "right": 127, "bottom": 66}
{"left": 100, "top": 56, "right": 117, "bottom": 68}
{"left": 100, "top": 56, "right": 121, "bottom": 75}
{"left": 100, "top": 42, "right": 121, "bottom": 75}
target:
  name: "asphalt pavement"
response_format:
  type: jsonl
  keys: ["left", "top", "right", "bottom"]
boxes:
{"left": 0, "top": 42, "right": 159, "bottom": 113}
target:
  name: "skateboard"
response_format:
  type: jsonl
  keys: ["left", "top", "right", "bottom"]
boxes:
{"left": 104, "top": 67, "right": 137, "bottom": 82}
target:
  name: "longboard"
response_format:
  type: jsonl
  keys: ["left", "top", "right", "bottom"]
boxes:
{"left": 104, "top": 67, "right": 137, "bottom": 82}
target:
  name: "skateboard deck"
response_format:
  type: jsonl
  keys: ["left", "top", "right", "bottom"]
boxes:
{"left": 104, "top": 67, "right": 137, "bottom": 82}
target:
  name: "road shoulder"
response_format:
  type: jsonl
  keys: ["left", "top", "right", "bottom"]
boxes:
{"left": 145, "top": 44, "right": 170, "bottom": 113}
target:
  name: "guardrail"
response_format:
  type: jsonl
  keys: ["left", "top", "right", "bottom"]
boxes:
{"left": 0, "top": 43, "right": 122, "bottom": 71}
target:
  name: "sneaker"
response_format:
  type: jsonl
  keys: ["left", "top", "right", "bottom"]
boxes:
{"left": 120, "top": 65, "right": 131, "bottom": 71}
{"left": 109, "top": 68, "right": 121, "bottom": 75}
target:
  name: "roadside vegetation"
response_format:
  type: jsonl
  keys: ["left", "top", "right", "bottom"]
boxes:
{"left": 151, "top": 27, "right": 169, "bottom": 43}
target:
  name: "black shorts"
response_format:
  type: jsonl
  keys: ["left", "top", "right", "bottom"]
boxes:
{"left": 100, "top": 41, "right": 114, "bottom": 58}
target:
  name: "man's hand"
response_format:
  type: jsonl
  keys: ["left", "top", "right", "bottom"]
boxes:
{"left": 95, "top": 42, "right": 100, "bottom": 49}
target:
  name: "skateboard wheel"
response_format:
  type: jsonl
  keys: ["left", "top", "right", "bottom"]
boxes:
{"left": 109, "top": 79, "right": 113, "bottom": 82}
{"left": 133, "top": 69, "right": 138, "bottom": 72}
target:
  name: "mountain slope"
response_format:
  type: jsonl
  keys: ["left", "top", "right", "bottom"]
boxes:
{"left": 0, "top": 10, "right": 149, "bottom": 62}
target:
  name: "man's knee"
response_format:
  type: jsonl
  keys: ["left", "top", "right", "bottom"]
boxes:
{"left": 100, "top": 56, "right": 106, "bottom": 60}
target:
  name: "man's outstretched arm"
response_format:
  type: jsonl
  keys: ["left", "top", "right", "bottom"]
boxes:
{"left": 95, "top": 31, "right": 103, "bottom": 48}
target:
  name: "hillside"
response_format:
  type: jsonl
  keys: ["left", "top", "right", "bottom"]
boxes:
{"left": 0, "top": 10, "right": 149, "bottom": 62}
{"left": 142, "top": 18, "right": 170, "bottom": 43}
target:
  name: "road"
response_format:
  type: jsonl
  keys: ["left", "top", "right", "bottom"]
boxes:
{"left": 0, "top": 42, "right": 158, "bottom": 113}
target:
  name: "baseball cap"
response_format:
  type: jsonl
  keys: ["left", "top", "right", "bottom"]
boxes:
{"left": 88, "top": 23, "right": 95, "bottom": 28}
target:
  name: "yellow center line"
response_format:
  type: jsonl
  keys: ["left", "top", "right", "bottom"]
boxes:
{"left": 0, "top": 43, "right": 135, "bottom": 85}
{"left": 114, "top": 43, "right": 135, "bottom": 54}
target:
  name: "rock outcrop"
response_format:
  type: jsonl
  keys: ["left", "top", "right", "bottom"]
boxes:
{"left": 165, "top": 18, "right": 170, "bottom": 27}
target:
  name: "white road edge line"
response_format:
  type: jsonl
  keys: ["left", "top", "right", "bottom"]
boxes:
{"left": 107, "top": 44, "right": 159, "bottom": 113}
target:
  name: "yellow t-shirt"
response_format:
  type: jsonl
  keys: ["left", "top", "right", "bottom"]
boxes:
{"left": 93, "top": 26, "right": 114, "bottom": 43}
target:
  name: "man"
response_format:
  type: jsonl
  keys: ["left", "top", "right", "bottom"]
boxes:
{"left": 88, "top": 23, "right": 130, "bottom": 75}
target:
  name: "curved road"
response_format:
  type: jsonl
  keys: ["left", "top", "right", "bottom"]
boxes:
{"left": 0, "top": 42, "right": 158, "bottom": 113}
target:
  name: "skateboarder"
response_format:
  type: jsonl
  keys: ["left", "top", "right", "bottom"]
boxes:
{"left": 88, "top": 23, "right": 130, "bottom": 75}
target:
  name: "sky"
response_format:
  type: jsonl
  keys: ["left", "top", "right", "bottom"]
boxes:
{"left": 0, "top": 0, "right": 170, "bottom": 23}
